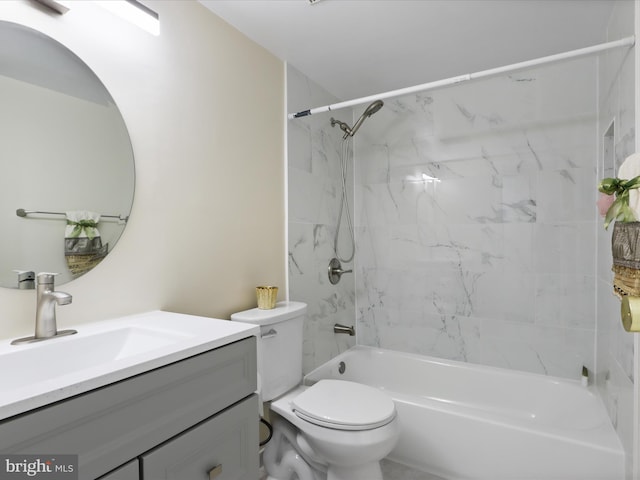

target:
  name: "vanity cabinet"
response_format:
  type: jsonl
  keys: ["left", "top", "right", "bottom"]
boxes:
{"left": 97, "top": 461, "right": 139, "bottom": 480}
{"left": 0, "top": 337, "right": 258, "bottom": 480}
{"left": 141, "top": 395, "right": 257, "bottom": 479}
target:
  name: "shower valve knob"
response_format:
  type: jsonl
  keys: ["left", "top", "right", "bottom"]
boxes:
{"left": 328, "top": 258, "right": 352, "bottom": 285}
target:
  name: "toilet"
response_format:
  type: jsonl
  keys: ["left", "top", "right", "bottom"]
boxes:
{"left": 231, "top": 301, "right": 399, "bottom": 480}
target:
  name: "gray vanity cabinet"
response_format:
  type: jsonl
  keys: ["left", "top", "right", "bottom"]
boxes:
{"left": 97, "top": 461, "right": 139, "bottom": 480}
{"left": 98, "top": 395, "right": 258, "bottom": 480}
{"left": 141, "top": 395, "right": 258, "bottom": 479}
{"left": 0, "top": 337, "right": 258, "bottom": 480}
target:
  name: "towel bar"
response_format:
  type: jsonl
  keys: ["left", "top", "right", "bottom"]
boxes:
{"left": 16, "top": 208, "right": 128, "bottom": 222}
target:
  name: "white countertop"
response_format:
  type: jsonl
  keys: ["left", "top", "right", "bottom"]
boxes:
{"left": 0, "top": 310, "right": 259, "bottom": 420}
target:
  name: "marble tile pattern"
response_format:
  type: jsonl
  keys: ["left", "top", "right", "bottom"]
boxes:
{"left": 354, "top": 56, "right": 600, "bottom": 379}
{"left": 595, "top": 0, "right": 635, "bottom": 470}
{"left": 287, "top": 65, "right": 356, "bottom": 374}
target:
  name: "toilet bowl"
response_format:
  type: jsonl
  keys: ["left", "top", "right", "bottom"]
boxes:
{"left": 269, "top": 383, "right": 399, "bottom": 480}
{"left": 231, "top": 302, "right": 399, "bottom": 480}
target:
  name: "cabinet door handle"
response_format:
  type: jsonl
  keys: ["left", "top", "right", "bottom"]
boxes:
{"left": 208, "top": 464, "right": 222, "bottom": 479}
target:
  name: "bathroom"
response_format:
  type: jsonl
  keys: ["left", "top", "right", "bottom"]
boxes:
{"left": 0, "top": 0, "right": 638, "bottom": 479}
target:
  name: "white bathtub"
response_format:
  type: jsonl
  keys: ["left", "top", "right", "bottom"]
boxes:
{"left": 304, "top": 346, "right": 624, "bottom": 480}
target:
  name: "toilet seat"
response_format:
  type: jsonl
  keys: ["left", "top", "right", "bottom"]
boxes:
{"left": 291, "top": 379, "right": 396, "bottom": 431}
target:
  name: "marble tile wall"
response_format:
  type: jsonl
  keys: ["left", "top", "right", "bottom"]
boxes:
{"left": 354, "top": 57, "right": 599, "bottom": 379}
{"left": 285, "top": 8, "right": 635, "bottom": 473}
{"left": 595, "top": 0, "right": 635, "bottom": 473}
{"left": 287, "top": 65, "right": 355, "bottom": 374}
{"left": 286, "top": 0, "right": 634, "bottom": 405}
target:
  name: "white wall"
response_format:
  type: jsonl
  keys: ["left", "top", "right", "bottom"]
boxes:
{"left": 0, "top": 0, "right": 286, "bottom": 336}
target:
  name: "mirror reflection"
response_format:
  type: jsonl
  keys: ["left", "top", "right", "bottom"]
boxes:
{"left": 0, "top": 21, "right": 135, "bottom": 288}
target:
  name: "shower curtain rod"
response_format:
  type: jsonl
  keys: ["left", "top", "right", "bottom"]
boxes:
{"left": 288, "top": 35, "right": 636, "bottom": 120}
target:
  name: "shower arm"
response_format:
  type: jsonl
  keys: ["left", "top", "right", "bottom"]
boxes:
{"left": 330, "top": 118, "right": 353, "bottom": 139}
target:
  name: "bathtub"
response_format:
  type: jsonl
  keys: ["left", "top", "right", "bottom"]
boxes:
{"left": 304, "top": 346, "right": 624, "bottom": 480}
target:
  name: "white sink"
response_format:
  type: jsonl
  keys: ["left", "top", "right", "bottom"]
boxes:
{"left": 0, "top": 311, "right": 259, "bottom": 420}
{"left": 3, "top": 326, "right": 191, "bottom": 390}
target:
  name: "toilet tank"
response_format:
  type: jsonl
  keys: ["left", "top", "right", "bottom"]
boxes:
{"left": 231, "top": 301, "right": 306, "bottom": 402}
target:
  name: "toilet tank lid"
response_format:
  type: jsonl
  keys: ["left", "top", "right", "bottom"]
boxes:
{"left": 230, "top": 301, "right": 307, "bottom": 325}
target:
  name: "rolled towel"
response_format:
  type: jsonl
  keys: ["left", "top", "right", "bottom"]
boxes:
{"left": 65, "top": 210, "right": 100, "bottom": 240}
{"left": 65, "top": 211, "right": 108, "bottom": 276}
{"left": 618, "top": 153, "right": 640, "bottom": 220}
{"left": 65, "top": 210, "right": 107, "bottom": 257}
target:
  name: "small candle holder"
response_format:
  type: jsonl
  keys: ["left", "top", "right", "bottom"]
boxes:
{"left": 256, "top": 286, "right": 278, "bottom": 309}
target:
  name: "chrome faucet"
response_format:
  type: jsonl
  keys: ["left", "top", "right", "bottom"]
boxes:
{"left": 35, "top": 273, "right": 73, "bottom": 337}
{"left": 334, "top": 323, "right": 355, "bottom": 336}
{"left": 11, "top": 273, "right": 77, "bottom": 345}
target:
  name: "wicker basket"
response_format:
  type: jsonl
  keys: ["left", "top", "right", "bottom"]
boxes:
{"left": 612, "top": 221, "right": 640, "bottom": 297}
{"left": 66, "top": 253, "right": 106, "bottom": 276}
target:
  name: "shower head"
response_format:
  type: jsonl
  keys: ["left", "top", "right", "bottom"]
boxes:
{"left": 349, "top": 100, "right": 384, "bottom": 138}
{"left": 363, "top": 99, "right": 384, "bottom": 116}
{"left": 330, "top": 100, "right": 384, "bottom": 139}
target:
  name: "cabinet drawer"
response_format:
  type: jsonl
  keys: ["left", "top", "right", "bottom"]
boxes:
{"left": 0, "top": 337, "right": 256, "bottom": 480}
{"left": 141, "top": 395, "right": 258, "bottom": 480}
{"left": 97, "top": 460, "right": 139, "bottom": 480}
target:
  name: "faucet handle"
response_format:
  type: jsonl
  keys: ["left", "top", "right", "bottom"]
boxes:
{"left": 13, "top": 270, "right": 35, "bottom": 290}
{"left": 13, "top": 270, "right": 34, "bottom": 280}
{"left": 37, "top": 272, "right": 59, "bottom": 285}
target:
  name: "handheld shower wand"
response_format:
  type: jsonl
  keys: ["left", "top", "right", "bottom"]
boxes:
{"left": 331, "top": 100, "right": 384, "bottom": 139}
{"left": 329, "top": 100, "right": 384, "bottom": 267}
{"left": 348, "top": 99, "right": 384, "bottom": 137}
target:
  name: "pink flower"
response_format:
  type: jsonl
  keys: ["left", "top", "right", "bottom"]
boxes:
{"left": 597, "top": 192, "right": 615, "bottom": 217}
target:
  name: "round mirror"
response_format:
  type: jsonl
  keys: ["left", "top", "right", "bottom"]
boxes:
{"left": 0, "top": 21, "right": 135, "bottom": 288}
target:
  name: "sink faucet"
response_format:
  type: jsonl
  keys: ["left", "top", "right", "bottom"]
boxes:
{"left": 11, "top": 273, "right": 77, "bottom": 345}
{"left": 35, "top": 273, "right": 73, "bottom": 338}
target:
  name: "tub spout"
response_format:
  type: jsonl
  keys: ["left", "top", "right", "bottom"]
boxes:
{"left": 334, "top": 324, "right": 355, "bottom": 336}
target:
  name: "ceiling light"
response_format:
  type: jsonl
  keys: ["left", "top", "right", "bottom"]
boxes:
{"left": 95, "top": 0, "right": 160, "bottom": 36}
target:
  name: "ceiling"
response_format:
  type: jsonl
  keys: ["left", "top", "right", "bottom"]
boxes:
{"left": 201, "top": 0, "right": 616, "bottom": 104}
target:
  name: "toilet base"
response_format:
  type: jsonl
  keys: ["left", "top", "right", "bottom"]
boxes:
{"left": 263, "top": 415, "right": 387, "bottom": 480}
{"left": 263, "top": 418, "right": 326, "bottom": 480}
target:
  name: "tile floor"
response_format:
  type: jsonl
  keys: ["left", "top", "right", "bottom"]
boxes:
{"left": 259, "top": 459, "right": 445, "bottom": 479}
{"left": 381, "top": 460, "right": 446, "bottom": 480}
